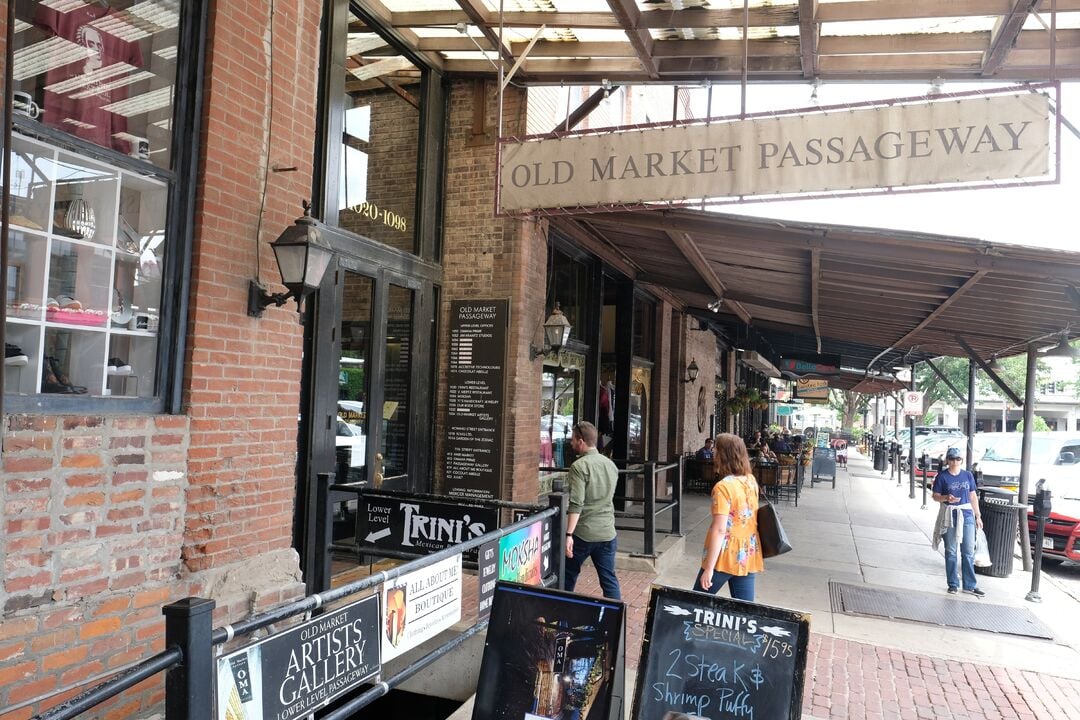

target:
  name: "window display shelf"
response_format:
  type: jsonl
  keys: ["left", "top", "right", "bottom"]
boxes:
{"left": 4, "top": 133, "right": 166, "bottom": 399}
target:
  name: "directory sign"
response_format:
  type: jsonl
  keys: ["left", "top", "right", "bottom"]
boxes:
{"left": 445, "top": 300, "right": 509, "bottom": 500}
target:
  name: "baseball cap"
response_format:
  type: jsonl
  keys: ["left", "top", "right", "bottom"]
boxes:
{"left": 945, "top": 447, "right": 962, "bottom": 460}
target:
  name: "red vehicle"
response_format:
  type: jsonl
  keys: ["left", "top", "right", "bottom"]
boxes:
{"left": 1028, "top": 496, "right": 1080, "bottom": 564}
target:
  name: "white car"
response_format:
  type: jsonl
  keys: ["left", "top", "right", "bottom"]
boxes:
{"left": 978, "top": 432, "right": 1080, "bottom": 493}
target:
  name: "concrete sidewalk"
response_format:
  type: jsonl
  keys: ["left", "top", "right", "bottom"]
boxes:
{"left": 571, "top": 447, "right": 1080, "bottom": 719}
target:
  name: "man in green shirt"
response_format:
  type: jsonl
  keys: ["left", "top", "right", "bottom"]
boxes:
{"left": 564, "top": 421, "right": 621, "bottom": 599}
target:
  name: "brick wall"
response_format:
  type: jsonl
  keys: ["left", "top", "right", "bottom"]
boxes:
{"left": 0, "top": 415, "right": 188, "bottom": 715}
{"left": 435, "top": 79, "right": 549, "bottom": 503}
{"left": 683, "top": 316, "right": 722, "bottom": 454}
{"left": 183, "top": 0, "right": 321, "bottom": 573}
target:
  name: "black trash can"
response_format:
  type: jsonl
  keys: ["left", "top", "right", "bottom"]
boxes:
{"left": 976, "top": 487, "right": 1021, "bottom": 578}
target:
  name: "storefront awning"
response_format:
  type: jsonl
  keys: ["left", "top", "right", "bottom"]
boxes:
{"left": 553, "top": 209, "right": 1080, "bottom": 384}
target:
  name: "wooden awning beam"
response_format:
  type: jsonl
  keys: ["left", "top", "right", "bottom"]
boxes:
{"left": 799, "top": 0, "right": 818, "bottom": 79}
{"left": 982, "top": 0, "right": 1041, "bottom": 75}
{"left": 607, "top": 0, "right": 659, "bottom": 79}
{"left": 665, "top": 230, "right": 753, "bottom": 324}
{"left": 955, "top": 335, "right": 1025, "bottom": 407}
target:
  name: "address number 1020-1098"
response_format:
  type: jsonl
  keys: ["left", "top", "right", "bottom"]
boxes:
{"left": 350, "top": 202, "right": 408, "bottom": 232}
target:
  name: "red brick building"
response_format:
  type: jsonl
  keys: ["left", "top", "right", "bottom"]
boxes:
{"left": 1, "top": 2, "right": 719, "bottom": 716}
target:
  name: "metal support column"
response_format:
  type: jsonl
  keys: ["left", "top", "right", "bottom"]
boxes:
{"left": 1018, "top": 343, "right": 1038, "bottom": 572}
{"left": 548, "top": 490, "right": 568, "bottom": 589}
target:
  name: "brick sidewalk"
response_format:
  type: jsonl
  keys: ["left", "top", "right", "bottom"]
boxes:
{"left": 572, "top": 568, "right": 1080, "bottom": 719}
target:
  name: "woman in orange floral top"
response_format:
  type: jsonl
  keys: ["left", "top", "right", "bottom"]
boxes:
{"left": 695, "top": 433, "right": 764, "bottom": 601}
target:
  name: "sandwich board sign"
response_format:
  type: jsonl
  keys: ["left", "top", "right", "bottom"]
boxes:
{"left": 473, "top": 582, "right": 626, "bottom": 720}
{"left": 632, "top": 585, "right": 811, "bottom": 720}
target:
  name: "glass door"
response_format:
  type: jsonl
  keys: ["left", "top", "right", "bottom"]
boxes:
{"left": 378, "top": 284, "right": 414, "bottom": 487}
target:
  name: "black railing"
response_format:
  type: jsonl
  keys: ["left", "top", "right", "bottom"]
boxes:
{"left": 30, "top": 493, "right": 567, "bottom": 720}
{"left": 540, "top": 458, "right": 684, "bottom": 557}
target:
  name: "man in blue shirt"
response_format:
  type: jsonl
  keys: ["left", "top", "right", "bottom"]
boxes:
{"left": 931, "top": 447, "right": 985, "bottom": 597}
{"left": 695, "top": 437, "right": 714, "bottom": 461}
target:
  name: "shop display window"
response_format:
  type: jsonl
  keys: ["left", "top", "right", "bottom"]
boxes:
{"left": 5, "top": 134, "right": 165, "bottom": 398}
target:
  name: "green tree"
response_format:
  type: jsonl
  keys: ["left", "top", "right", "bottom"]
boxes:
{"left": 1016, "top": 415, "right": 1051, "bottom": 432}
{"left": 829, "top": 389, "right": 870, "bottom": 432}
{"left": 914, "top": 354, "right": 1049, "bottom": 423}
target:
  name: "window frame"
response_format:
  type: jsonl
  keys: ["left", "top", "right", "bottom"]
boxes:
{"left": 2, "top": 0, "right": 210, "bottom": 415}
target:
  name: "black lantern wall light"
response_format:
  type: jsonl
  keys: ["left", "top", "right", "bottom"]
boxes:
{"left": 530, "top": 303, "right": 573, "bottom": 359}
{"left": 248, "top": 201, "right": 334, "bottom": 321}
{"left": 682, "top": 358, "right": 700, "bottom": 384}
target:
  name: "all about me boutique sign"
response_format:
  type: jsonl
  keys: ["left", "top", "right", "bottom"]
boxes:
{"left": 499, "top": 92, "right": 1050, "bottom": 212}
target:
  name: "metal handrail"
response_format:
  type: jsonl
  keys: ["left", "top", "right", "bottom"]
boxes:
{"left": 214, "top": 504, "right": 560, "bottom": 645}
{"left": 29, "top": 498, "right": 565, "bottom": 720}
{"left": 33, "top": 648, "right": 182, "bottom": 720}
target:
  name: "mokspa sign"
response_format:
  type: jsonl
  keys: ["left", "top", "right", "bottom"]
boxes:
{"left": 498, "top": 91, "right": 1051, "bottom": 212}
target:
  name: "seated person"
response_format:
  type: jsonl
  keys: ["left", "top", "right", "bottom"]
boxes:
{"left": 747, "top": 430, "right": 765, "bottom": 450}
{"left": 772, "top": 432, "right": 793, "bottom": 454}
{"left": 757, "top": 442, "right": 778, "bottom": 463}
{"left": 695, "top": 437, "right": 715, "bottom": 461}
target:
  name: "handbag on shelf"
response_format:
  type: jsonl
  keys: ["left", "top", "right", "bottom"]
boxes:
{"left": 757, "top": 498, "right": 793, "bottom": 558}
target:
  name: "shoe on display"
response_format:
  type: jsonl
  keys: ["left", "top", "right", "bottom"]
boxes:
{"left": 5, "top": 343, "right": 28, "bottom": 366}
{"left": 43, "top": 355, "right": 87, "bottom": 394}
{"left": 107, "top": 357, "right": 132, "bottom": 375}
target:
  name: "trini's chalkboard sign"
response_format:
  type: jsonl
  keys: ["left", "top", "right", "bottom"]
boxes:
{"left": 632, "top": 585, "right": 810, "bottom": 720}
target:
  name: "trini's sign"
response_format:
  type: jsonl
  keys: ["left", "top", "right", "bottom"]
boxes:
{"left": 498, "top": 92, "right": 1050, "bottom": 212}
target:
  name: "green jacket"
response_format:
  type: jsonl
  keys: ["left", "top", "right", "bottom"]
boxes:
{"left": 567, "top": 448, "right": 618, "bottom": 542}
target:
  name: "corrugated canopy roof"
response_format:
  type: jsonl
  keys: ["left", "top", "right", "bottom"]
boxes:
{"left": 552, "top": 209, "right": 1080, "bottom": 387}
{"left": 363, "top": 0, "right": 1080, "bottom": 83}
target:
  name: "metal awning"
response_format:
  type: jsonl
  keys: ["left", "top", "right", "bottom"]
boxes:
{"left": 552, "top": 208, "right": 1080, "bottom": 382}
{"left": 366, "top": 0, "right": 1080, "bottom": 83}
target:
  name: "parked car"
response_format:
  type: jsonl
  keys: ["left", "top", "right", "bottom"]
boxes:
{"left": 908, "top": 433, "right": 967, "bottom": 484}
{"left": 978, "top": 432, "right": 1080, "bottom": 493}
{"left": 1028, "top": 493, "right": 1080, "bottom": 565}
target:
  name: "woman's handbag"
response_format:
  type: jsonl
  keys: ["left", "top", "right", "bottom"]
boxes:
{"left": 757, "top": 498, "right": 793, "bottom": 558}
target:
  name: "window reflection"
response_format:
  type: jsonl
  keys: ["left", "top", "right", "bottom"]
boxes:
{"left": 13, "top": 0, "right": 181, "bottom": 168}
{"left": 337, "top": 273, "right": 373, "bottom": 488}
{"left": 337, "top": 14, "right": 421, "bottom": 255}
{"left": 380, "top": 285, "right": 414, "bottom": 484}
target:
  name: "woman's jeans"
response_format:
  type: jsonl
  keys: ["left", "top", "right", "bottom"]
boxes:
{"left": 943, "top": 513, "right": 978, "bottom": 591}
{"left": 565, "top": 536, "right": 621, "bottom": 600}
{"left": 694, "top": 567, "right": 756, "bottom": 601}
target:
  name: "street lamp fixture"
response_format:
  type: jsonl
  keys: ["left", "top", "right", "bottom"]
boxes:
{"left": 531, "top": 303, "right": 572, "bottom": 359}
{"left": 682, "top": 358, "right": 700, "bottom": 383}
{"left": 248, "top": 201, "right": 335, "bottom": 321}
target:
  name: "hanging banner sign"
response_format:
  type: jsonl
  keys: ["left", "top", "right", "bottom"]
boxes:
{"left": 779, "top": 358, "right": 840, "bottom": 376}
{"left": 382, "top": 555, "right": 462, "bottom": 661}
{"left": 795, "top": 378, "right": 830, "bottom": 402}
{"left": 499, "top": 93, "right": 1050, "bottom": 212}
{"left": 215, "top": 594, "right": 380, "bottom": 720}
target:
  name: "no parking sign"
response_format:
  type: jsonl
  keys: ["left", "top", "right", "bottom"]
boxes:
{"left": 903, "top": 391, "right": 924, "bottom": 417}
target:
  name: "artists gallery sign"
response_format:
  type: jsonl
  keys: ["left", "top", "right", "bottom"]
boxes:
{"left": 498, "top": 92, "right": 1050, "bottom": 212}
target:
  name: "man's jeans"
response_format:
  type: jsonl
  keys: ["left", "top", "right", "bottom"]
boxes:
{"left": 943, "top": 512, "right": 978, "bottom": 591}
{"left": 565, "top": 536, "right": 621, "bottom": 600}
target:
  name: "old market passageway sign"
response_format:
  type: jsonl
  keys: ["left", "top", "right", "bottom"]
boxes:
{"left": 499, "top": 91, "right": 1051, "bottom": 213}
